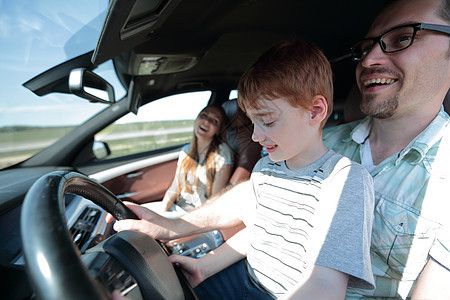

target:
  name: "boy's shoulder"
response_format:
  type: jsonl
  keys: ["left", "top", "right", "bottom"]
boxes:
{"left": 251, "top": 151, "right": 370, "bottom": 191}
{"left": 254, "top": 150, "right": 362, "bottom": 177}
{"left": 317, "top": 150, "right": 363, "bottom": 176}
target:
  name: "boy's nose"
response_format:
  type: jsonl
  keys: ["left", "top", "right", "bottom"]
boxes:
{"left": 252, "top": 124, "right": 265, "bottom": 142}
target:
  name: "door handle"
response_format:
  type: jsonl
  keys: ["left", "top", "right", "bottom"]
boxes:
{"left": 126, "top": 171, "right": 144, "bottom": 179}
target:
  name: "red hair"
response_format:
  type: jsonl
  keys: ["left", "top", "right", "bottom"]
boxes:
{"left": 238, "top": 40, "right": 333, "bottom": 128}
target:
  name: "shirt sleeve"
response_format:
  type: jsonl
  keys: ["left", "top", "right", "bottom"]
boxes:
{"left": 178, "top": 144, "right": 190, "bottom": 166}
{"left": 215, "top": 143, "right": 234, "bottom": 171}
{"left": 429, "top": 224, "right": 450, "bottom": 270}
{"left": 315, "top": 159, "right": 376, "bottom": 290}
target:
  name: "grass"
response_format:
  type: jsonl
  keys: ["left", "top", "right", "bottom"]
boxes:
{"left": 0, "top": 120, "right": 194, "bottom": 169}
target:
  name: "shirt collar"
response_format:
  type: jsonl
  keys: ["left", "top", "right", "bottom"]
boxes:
{"left": 347, "top": 117, "right": 372, "bottom": 144}
{"left": 399, "top": 106, "right": 449, "bottom": 164}
{"left": 348, "top": 106, "right": 450, "bottom": 164}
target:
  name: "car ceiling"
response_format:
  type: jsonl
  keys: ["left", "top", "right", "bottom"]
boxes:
{"left": 27, "top": 0, "right": 388, "bottom": 109}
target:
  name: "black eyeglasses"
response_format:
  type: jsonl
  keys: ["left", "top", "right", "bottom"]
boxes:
{"left": 351, "top": 22, "right": 450, "bottom": 61}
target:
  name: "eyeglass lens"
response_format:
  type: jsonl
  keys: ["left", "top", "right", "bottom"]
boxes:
{"left": 353, "top": 25, "right": 416, "bottom": 60}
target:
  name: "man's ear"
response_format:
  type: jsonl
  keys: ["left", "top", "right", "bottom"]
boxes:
{"left": 309, "top": 95, "right": 328, "bottom": 125}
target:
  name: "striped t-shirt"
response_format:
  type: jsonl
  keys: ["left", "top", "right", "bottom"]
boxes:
{"left": 243, "top": 150, "right": 375, "bottom": 298}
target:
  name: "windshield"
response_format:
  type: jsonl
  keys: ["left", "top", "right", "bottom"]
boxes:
{"left": 0, "top": 0, "right": 122, "bottom": 170}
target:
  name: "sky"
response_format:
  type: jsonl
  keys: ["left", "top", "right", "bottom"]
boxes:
{"left": 0, "top": 0, "right": 208, "bottom": 127}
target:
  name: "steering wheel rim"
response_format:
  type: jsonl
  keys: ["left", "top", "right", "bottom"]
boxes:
{"left": 20, "top": 171, "right": 187, "bottom": 300}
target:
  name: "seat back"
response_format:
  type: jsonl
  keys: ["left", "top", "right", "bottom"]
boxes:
{"left": 221, "top": 98, "right": 262, "bottom": 185}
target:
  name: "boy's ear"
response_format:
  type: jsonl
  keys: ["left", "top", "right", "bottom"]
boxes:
{"left": 309, "top": 95, "right": 328, "bottom": 125}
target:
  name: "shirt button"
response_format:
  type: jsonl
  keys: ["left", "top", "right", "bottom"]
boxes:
{"left": 396, "top": 223, "right": 403, "bottom": 232}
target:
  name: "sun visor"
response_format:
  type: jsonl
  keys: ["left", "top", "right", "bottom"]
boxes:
{"left": 91, "top": 0, "right": 181, "bottom": 65}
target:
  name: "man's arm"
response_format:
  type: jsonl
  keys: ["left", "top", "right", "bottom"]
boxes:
{"left": 411, "top": 257, "right": 450, "bottom": 299}
{"left": 281, "top": 265, "right": 349, "bottom": 300}
{"left": 113, "top": 180, "right": 253, "bottom": 240}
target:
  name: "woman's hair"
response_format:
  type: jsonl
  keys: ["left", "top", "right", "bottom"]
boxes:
{"left": 177, "top": 104, "right": 228, "bottom": 197}
{"left": 238, "top": 39, "right": 333, "bottom": 128}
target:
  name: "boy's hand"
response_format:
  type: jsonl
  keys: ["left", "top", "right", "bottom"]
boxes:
{"left": 169, "top": 254, "right": 208, "bottom": 288}
{"left": 105, "top": 201, "right": 177, "bottom": 241}
{"left": 111, "top": 290, "right": 129, "bottom": 300}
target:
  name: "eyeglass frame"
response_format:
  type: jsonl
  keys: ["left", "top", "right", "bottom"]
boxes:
{"left": 350, "top": 22, "right": 450, "bottom": 62}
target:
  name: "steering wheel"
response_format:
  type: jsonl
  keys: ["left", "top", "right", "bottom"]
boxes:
{"left": 20, "top": 171, "right": 196, "bottom": 300}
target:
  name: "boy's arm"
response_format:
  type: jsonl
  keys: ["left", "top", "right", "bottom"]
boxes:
{"left": 281, "top": 265, "right": 349, "bottom": 300}
{"left": 113, "top": 180, "right": 253, "bottom": 240}
{"left": 169, "top": 227, "right": 250, "bottom": 287}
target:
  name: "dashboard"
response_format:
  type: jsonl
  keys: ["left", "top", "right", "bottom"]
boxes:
{"left": 0, "top": 167, "right": 113, "bottom": 299}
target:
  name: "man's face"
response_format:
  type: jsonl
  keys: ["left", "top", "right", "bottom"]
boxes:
{"left": 356, "top": 0, "right": 450, "bottom": 119}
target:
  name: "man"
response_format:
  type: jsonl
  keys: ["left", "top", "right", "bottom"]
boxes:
{"left": 323, "top": 0, "right": 450, "bottom": 298}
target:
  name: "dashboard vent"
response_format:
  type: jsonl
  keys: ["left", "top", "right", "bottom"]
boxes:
{"left": 70, "top": 207, "right": 101, "bottom": 251}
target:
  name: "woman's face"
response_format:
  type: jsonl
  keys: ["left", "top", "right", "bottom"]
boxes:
{"left": 194, "top": 106, "right": 224, "bottom": 141}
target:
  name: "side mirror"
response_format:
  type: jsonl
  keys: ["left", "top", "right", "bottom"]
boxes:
{"left": 69, "top": 68, "right": 115, "bottom": 104}
{"left": 93, "top": 141, "right": 111, "bottom": 159}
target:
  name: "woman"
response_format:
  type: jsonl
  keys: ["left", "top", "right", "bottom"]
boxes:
{"left": 160, "top": 104, "right": 233, "bottom": 215}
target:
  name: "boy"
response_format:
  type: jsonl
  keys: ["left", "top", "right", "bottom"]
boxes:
{"left": 112, "top": 40, "right": 375, "bottom": 299}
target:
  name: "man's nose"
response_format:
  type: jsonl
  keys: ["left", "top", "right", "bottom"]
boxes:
{"left": 360, "top": 42, "right": 389, "bottom": 68}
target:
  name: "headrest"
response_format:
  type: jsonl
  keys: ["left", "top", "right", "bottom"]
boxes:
{"left": 221, "top": 98, "right": 251, "bottom": 129}
{"left": 222, "top": 98, "right": 239, "bottom": 121}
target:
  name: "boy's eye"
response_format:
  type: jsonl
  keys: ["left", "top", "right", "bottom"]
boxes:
{"left": 262, "top": 121, "right": 275, "bottom": 127}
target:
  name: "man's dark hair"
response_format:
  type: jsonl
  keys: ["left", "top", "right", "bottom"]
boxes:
{"left": 437, "top": 0, "right": 450, "bottom": 23}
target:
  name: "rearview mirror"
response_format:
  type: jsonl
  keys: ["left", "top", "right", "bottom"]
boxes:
{"left": 69, "top": 68, "right": 115, "bottom": 104}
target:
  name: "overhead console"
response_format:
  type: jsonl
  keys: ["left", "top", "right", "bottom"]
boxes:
{"left": 127, "top": 53, "right": 200, "bottom": 75}
{"left": 92, "top": 0, "right": 182, "bottom": 65}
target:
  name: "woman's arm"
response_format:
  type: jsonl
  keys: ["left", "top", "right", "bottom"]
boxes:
{"left": 161, "top": 177, "right": 179, "bottom": 211}
{"left": 211, "top": 163, "right": 232, "bottom": 195}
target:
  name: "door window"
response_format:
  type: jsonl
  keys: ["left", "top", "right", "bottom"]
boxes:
{"left": 95, "top": 91, "right": 211, "bottom": 159}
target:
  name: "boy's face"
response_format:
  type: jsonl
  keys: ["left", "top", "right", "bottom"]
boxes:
{"left": 246, "top": 97, "right": 317, "bottom": 169}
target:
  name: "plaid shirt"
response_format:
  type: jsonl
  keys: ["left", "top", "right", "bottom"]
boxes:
{"left": 323, "top": 106, "right": 450, "bottom": 299}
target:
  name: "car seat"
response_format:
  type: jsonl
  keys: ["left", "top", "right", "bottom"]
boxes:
{"left": 221, "top": 98, "right": 262, "bottom": 185}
